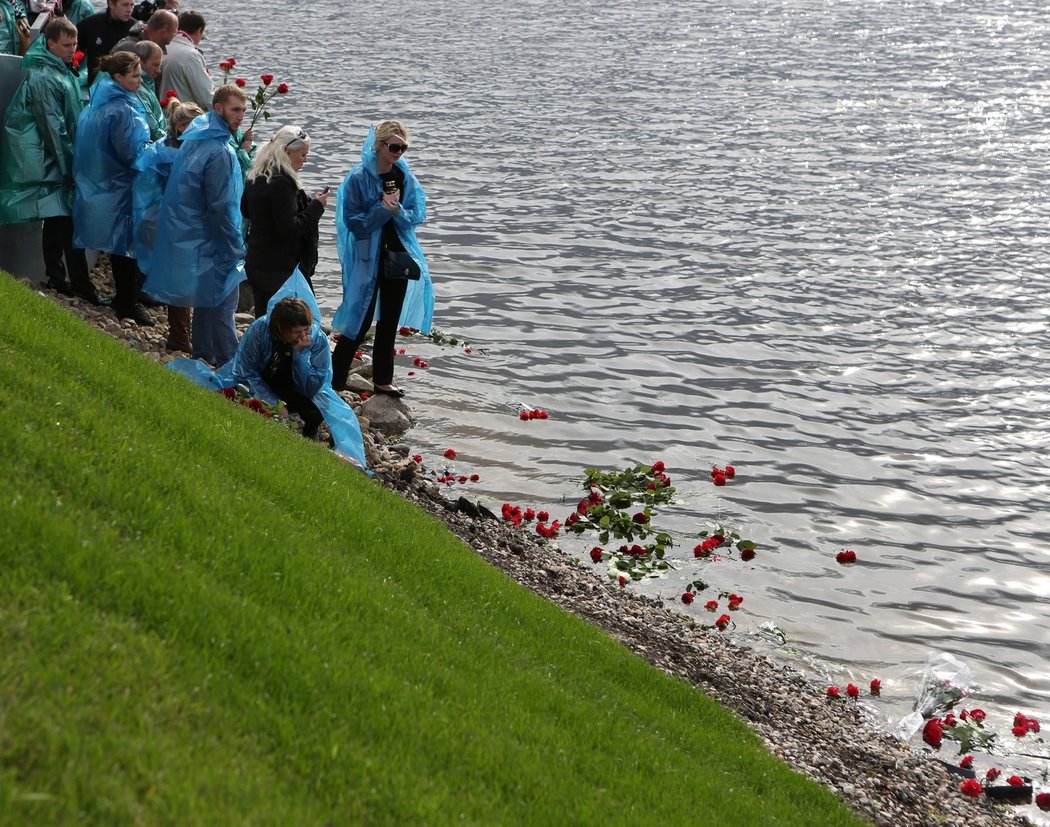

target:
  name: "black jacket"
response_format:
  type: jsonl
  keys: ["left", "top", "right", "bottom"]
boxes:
{"left": 241, "top": 171, "right": 323, "bottom": 285}
{"left": 77, "top": 11, "right": 135, "bottom": 82}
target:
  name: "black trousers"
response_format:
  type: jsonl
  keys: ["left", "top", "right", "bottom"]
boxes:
{"left": 331, "top": 272, "right": 408, "bottom": 390}
{"left": 264, "top": 371, "right": 323, "bottom": 437}
{"left": 110, "top": 254, "right": 140, "bottom": 307}
{"left": 42, "top": 216, "right": 92, "bottom": 292}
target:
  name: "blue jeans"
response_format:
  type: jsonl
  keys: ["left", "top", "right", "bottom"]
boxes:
{"left": 192, "top": 285, "right": 239, "bottom": 366}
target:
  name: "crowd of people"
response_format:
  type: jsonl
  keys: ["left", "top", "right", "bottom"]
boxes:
{"left": 0, "top": 0, "right": 436, "bottom": 459}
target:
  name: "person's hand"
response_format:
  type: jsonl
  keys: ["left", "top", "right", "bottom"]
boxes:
{"left": 314, "top": 189, "right": 330, "bottom": 208}
{"left": 381, "top": 190, "right": 400, "bottom": 213}
{"left": 240, "top": 128, "right": 254, "bottom": 151}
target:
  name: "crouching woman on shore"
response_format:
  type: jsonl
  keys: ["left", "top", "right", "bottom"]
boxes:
{"left": 72, "top": 50, "right": 152, "bottom": 325}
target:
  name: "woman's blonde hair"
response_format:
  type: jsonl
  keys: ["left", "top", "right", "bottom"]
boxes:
{"left": 164, "top": 97, "right": 203, "bottom": 135}
{"left": 247, "top": 125, "right": 310, "bottom": 185}
{"left": 374, "top": 119, "right": 410, "bottom": 151}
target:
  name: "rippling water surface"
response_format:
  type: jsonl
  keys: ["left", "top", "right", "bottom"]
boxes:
{"left": 209, "top": 0, "right": 1050, "bottom": 755}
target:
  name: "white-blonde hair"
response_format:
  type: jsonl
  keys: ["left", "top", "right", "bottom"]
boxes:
{"left": 247, "top": 125, "right": 310, "bottom": 186}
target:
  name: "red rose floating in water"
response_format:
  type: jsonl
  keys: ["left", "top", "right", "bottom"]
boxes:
{"left": 835, "top": 549, "right": 858, "bottom": 564}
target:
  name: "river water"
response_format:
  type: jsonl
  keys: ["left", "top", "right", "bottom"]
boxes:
{"left": 206, "top": 0, "right": 1049, "bottom": 770}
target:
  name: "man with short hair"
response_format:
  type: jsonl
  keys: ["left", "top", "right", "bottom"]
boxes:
{"left": 127, "top": 40, "right": 165, "bottom": 139}
{"left": 77, "top": 0, "right": 136, "bottom": 83}
{"left": 145, "top": 84, "right": 248, "bottom": 365}
{"left": 111, "top": 8, "right": 178, "bottom": 54}
{"left": 0, "top": 17, "right": 104, "bottom": 303}
{"left": 159, "top": 9, "right": 209, "bottom": 110}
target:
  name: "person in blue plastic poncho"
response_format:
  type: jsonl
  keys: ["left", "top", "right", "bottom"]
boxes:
{"left": 132, "top": 96, "right": 202, "bottom": 351}
{"left": 168, "top": 271, "right": 368, "bottom": 469}
{"left": 72, "top": 49, "right": 153, "bottom": 324}
{"left": 331, "top": 120, "right": 434, "bottom": 397}
{"left": 143, "top": 84, "right": 248, "bottom": 366}
{"left": 0, "top": 18, "right": 105, "bottom": 302}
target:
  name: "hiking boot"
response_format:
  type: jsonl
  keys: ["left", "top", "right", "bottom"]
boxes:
{"left": 113, "top": 302, "right": 155, "bottom": 326}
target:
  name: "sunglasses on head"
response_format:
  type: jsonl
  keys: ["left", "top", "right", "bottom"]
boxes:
{"left": 285, "top": 127, "right": 308, "bottom": 147}
{"left": 384, "top": 142, "right": 409, "bottom": 154}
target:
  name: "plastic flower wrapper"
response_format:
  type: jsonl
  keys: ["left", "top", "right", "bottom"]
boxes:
{"left": 895, "top": 652, "right": 978, "bottom": 740}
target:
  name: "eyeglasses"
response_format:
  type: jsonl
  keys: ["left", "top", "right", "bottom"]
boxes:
{"left": 285, "top": 127, "right": 308, "bottom": 147}
{"left": 384, "top": 142, "right": 408, "bottom": 154}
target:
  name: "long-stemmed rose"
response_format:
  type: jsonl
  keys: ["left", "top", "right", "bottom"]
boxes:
{"left": 247, "top": 72, "right": 291, "bottom": 130}
{"left": 217, "top": 56, "right": 237, "bottom": 82}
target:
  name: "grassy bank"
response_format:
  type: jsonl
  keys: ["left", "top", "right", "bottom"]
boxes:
{"left": 0, "top": 275, "right": 862, "bottom": 825}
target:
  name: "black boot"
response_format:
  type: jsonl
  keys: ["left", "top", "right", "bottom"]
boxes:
{"left": 331, "top": 337, "right": 357, "bottom": 392}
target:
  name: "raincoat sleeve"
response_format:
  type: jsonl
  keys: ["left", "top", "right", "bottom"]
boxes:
{"left": 111, "top": 106, "right": 150, "bottom": 167}
{"left": 294, "top": 323, "right": 333, "bottom": 399}
{"left": 229, "top": 318, "right": 280, "bottom": 406}
{"left": 203, "top": 148, "right": 247, "bottom": 260}
{"left": 342, "top": 172, "right": 391, "bottom": 238}
{"left": 391, "top": 169, "right": 426, "bottom": 231}
{"left": 29, "top": 73, "right": 74, "bottom": 178}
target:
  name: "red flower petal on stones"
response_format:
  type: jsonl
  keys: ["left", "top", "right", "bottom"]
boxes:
{"left": 959, "top": 779, "right": 983, "bottom": 798}
{"left": 443, "top": 448, "right": 457, "bottom": 459}
{"left": 681, "top": 591, "right": 694, "bottom": 604}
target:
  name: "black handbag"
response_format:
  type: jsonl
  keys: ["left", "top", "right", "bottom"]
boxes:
{"left": 383, "top": 249, "right": 421, "bottom": 281}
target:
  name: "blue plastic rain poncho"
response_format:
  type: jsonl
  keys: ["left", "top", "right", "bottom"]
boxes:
{"left": 143, "top": 110, "right": 246, "bottom": 307}
{"left": 333, "top": 125, "right": 434, "bottom": 337}
{"left": 71, "top": 73, "right": 149, "bottom": 255}
{"left": 65, "top": 0, "right": 97, "bottom": 25}
{"left": 132, "top": 136, "right": 178, "bottom": 274}
{"left": 138, "top": 73, "right": 166, "bottom": 141}
{"left": 0, "top": 36, "right": 83, "bottom": 224}
{"left": 168, "top": 270, "right": 368, "bottom": 469}
{"left": 1, "top": 2, "right": 19, "bottom": 57}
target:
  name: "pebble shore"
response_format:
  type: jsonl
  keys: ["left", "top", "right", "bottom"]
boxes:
{"left": 30, "top": 260, "right": 1031, "bottom": 827}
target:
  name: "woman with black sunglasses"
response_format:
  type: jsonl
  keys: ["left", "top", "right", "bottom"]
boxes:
{"left": 240, "top": 124, "right": 329, "bottom": 317}
{"left": 331, "top": 119, "right": 433, "bottom": 396}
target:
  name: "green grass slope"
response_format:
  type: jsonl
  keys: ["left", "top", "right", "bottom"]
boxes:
{"left": 0, "top": 276, "right": 863, "bottom": 826}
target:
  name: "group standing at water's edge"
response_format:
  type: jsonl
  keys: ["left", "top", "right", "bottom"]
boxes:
{"left": 1, "top": 1, "right": 434, "bottom": 460}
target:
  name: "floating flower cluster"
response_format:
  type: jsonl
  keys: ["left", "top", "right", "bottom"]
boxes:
{"left": 710, "top": 464, "right": 736, "bottom": 486}
{"left": 518, "top": 407, "right": 549, "bottom": 421}
{"left": 835, "top": 549, "right": 858, "bottom": 564}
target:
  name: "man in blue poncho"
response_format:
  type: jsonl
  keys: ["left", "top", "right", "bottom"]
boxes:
{"left": 0, "top": 17, "right": 105, "bottom": 303}
{"left": 168, "top": 271, "right": 369, "bottom": 470}
{"left": 144, "top": 84, "right": 248, "bottom": 366}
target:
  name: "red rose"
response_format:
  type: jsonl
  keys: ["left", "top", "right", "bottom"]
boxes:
{"left": 618, "top": 576, "right": 627, "bottom": 587}
{"left": 537, "top": 410, "right": 549, "bottom": 419}
{"left": 411, "top": 454, "right": 422, "bottom": 463}
{"left": 740, "top": 548, "right": 756, "bottom": 561}
{"left": 715, "top": 613, "right": 731, "bottom": 630}
{"left": 704, "top": 600, "right": 718, "bottom": 612}
{"left": 969, "top": 708, "right": 985, "bottom": 722}
{"left": 835, "top": 549, "right": 857, "bottom": 564}
{"left": 870, "top": 678, "right": 881, "bottom": 696}
{"left": 960, "top": 755, "right": 974, "bottom": 769}
{"left": 277, "top": 82, "right": 289, "bottom": 94}
{"left": 260, "top": 73, "right": 274, "bottom": 85}
{"left": 537, "top": 511, "right": 549, "bottom": 522}
{"left": 632, "top": 512, "right": 649, "bottom": 523}
{"left": 681, "top": 591, "right": 694, "bottom": 604}
{"left": 1011, "top": 725, "right": 1028, "bottom": 737}
{"left": 1006, "top": 775, "right": 1024, "bottom": 787}
{"left": 1035, "top": 792, "right": 1050, "bottom": 812}
{"left": 827, "top": 686, "right": 840, "bottom": 699}
{"left": 464, "top": 346, "right": 473, "bottom": 353}
{"left": 359, "top": 391, "right": 371, "bottom": 400}
{"left": 227, "top": 57, "right": 236, "bottom": 66}
{"left": 846, "top": 683, "right": 859, "bottom": 699}
{"left": 219, "top": 60, "right": 231, "bottom": 70}
{"left": 398, "top": 347, "right": 407, "bottom": 354}
{"left": 942, "top": 713, "right": 957, "bottom": 728}
{"left": 469, "top": 473, "right": 480, "bottom": 482}
{"left": 652, "top": 460, "right": 665, "bottom": 473}
{"left": 724, "top": 464, "right": 736, "bottom": 478}
{"left": 235, "top": 77, "right": 246, "bottom": 87}
{"left": 922, "top": 718, "right": 943, "bottom": 749}
{"left": 959, "top": 779, "right": 983, "bottom": 798}
{"left": 455, "top": 475, "right": 465, "bottom": 483}
{"left": 443, "top": 448, "right": 457, "bottom": 459}
{"left": 72, "top": 49, "right": 84, "bottom": 67}
{"left": 985, "top": 768, "right": 1001, "bottom": 782}
{"left": 407, "top": 371, "right": 415, "bottom": 376}
{"left": 710, "top": 466, "right": 722, "bottom": 478}
{"left": 518, "top": 411, "right": 529, "bottom": 420}
{"left": 713, "top": 473, "right": 726, "bottom": 486}
{"left": 589, "top": 547, "right": 603, "bottom": 563}
{"left": 565, "top": 512, "right": 579, "bottom": 527}
{"left": 523, "top": 508, "right": 535, "bottom": 521}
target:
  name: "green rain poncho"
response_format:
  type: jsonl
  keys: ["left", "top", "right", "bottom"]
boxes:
{"left": 0, "top": 35, "right": 83, "bottom": 224}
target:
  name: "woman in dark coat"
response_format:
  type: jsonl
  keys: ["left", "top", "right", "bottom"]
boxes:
{"left": 240, "top": 124, "right": 328, "bottom": 317}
